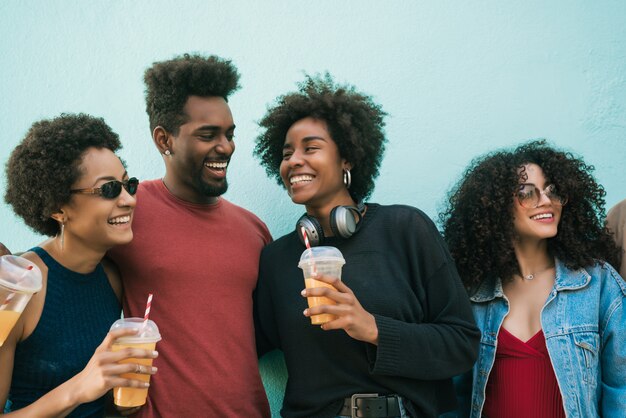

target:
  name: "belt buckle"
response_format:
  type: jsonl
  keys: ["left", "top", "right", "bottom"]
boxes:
{"left": 351, "top": 393, "right": 379, "bottom": 418}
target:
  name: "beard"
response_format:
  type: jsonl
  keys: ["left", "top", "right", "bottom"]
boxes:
{"left": 193, "top": 174, "right": 229, "bottom": 197}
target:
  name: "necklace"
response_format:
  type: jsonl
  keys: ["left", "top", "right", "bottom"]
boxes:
{"left": 520, "top": 264, "right": 555, "bottom": 280}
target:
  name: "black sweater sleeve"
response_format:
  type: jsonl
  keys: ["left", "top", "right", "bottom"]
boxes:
{"left": 365, "top": 207, "right": 480, "bottom": 380}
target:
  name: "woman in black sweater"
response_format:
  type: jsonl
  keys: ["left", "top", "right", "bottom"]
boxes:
{"left": 254, "top": 74, "right": 479, "bottom": 418}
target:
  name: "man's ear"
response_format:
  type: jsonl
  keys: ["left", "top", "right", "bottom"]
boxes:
{"left": 153, "top": 126, "right": 173, "bottom": 156}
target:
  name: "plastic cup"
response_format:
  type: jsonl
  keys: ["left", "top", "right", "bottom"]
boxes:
{"left": 0, "top": 255, "right": 42, "bottom": 346}
{"left": 298, "top": 246, "right": 345, "bottom": 325}
{"left": 110, "top": 318, "right": 161, "bottom": 407}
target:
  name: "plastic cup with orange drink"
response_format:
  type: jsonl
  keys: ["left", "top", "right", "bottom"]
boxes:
{"left": 298, "top": 246, "right": 346, "bottom": 325}
{"left": 110, "top": 318, "right": 161, "bottom": 407}
{"left": 0, "top": 255, "right": 42, "bottom": 346}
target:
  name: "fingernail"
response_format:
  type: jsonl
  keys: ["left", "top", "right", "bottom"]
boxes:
{"left": 143, "top": 382, "right": 150, "bottom": 388}
{"left": 303, "top": 309, "right": 308, "bottom": 316}
{"left": 151, "top": 367, "right": 158, "bottom": 373}
{"left": 300, "top": 289, "right": 306, "bottom": 296}
{"left": 152, "top": 351, "right": 158, "bottom": 357}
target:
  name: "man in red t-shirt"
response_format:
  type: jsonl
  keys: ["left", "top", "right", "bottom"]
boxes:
{"left": 107, "top": 54, "right": 271, "bottom": 417}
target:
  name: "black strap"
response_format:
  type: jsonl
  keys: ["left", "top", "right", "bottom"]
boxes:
{"left": 338, "top": 395, "right": 402, "bottom": 417}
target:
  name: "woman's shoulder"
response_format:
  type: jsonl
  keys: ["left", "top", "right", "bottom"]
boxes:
{"left": 561, "top": 260, "right": 626, "bottom": 305}
{"left": 370, "top": 203, "right": 436, "bottom": 228}
{"left": 101, "top": 257, "right": 123, "bottom": 302}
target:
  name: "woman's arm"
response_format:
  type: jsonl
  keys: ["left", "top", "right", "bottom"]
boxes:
{"left": 305, "top": 260, "right": 480, "bottom": 380}
{"left": 600, "top": 275, "right": 626, "bottom": 417}
{"left": 305, "top": 207, "right": 480, "bottom": 380}
{"left": 1, "top": 253, "right": 157, "bottom": 417}
{"left": 0, "top": 329, "right": 157, "bottom": 418}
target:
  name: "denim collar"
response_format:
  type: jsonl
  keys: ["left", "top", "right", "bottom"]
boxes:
{"left": 470, "top": 258, "right": 591, "bottom": 303}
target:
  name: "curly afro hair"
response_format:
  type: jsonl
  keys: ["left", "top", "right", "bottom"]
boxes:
{"left": 5, "top": 113, "right": 122, "bottom": 237}
{"left": 440, "top": 139, "right": 621, "bottom": 292}
{"left": 254, "top": 73, "right": 387, "bottom": 203}
{"left": 144, "top": 53, "right": 241, "bottom": 134}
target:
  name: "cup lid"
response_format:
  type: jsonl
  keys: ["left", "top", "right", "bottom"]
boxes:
{"left": 298, "top": 246, "right": 345, "bottom": 267}
{"left": 0, "top": 255, "right": 43, "bottom": 293}
{"left": 110, "top": 318, "right": 162, "bottom": 343}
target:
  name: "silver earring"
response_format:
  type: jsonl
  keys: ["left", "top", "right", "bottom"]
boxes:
{"left": 343, "top": 169, "right": 351, "bottom": 189}
{"left": 59, "top": 221, "right": 65, "bottom": 251}
{"left": 164, "top": 150, "right": 171, "bottom": 156}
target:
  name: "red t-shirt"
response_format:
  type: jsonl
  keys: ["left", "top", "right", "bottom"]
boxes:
{"left": 108, "top": 180, "right": 271, "bottom": 417}
{"left": 483, "top": 327, "right": 566, "bottom": 418}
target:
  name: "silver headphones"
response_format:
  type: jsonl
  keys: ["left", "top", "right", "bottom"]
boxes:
{"left": 296, "top": 203, "right": 365, "bottom": 247}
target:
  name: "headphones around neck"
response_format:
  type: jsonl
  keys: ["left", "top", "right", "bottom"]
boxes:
{"left": 296, "top": 203, "right": 365, "bottom": 247}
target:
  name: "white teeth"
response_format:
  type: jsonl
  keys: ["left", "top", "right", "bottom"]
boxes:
{"left": 290, "top": 175, "right": 314, "bottom": 185}
{"left": 108, "top": 215, "right": 130, "bottom": 225}
{"left": 205, "top": 162, "right": 227, "bottom": 169}
{"left": 531, "top": 213, "right": 553, "bottom": 220}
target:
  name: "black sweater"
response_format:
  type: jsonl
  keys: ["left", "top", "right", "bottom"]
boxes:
{"left": 255, "top": 204, "right": 479, "bottom": 418}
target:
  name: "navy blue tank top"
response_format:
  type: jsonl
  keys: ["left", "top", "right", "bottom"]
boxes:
{"left": 8, "top": 247, "right": 121, "bottom": 417}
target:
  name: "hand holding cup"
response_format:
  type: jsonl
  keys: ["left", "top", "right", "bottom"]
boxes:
{"left": 109, "top": 318, "right": 162, "bottom": 407}
{"left": 72, "top": 328, "right": 158, "bottom": 405}
{"left": 301, "top": 274, "right": 379, "bottom": 345}
{"left": 298, "top": 246, "right": 345, "bottom": 325}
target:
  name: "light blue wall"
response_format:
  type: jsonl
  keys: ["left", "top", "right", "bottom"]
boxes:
{"left": 1, "top": 1, "right": 625, "bottom": 415}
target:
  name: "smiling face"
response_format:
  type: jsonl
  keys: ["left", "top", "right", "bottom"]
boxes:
{"left": 279, "top": 117, "right": 353, "bottom": 214}
{"left": 60, "top": 147, "right": 136, "bottom": 252}
{"left": 166, "top": 95, "right": 235, "bottom": 203}
{"left": 512, "top": 163, "right": 563, "bottom": 243}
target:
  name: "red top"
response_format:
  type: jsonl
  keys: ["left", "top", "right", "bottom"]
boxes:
{"left": 108, "top": 180, "right": 272, "bottom": 418}
{"left": 482, "top": 327, "right": 566, "bottom": 418}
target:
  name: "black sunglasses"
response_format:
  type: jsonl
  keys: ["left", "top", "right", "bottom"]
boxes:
{"left": 71, "top": 177, "right": 139, "bottom": 199}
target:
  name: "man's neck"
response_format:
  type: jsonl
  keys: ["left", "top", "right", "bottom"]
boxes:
{"left": 161, "top": 176, "right": 219, "bottom": 205}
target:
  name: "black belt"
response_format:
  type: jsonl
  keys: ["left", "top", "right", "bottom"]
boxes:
{"left": 337, "top": 394, "right": 402, "bottom": 418}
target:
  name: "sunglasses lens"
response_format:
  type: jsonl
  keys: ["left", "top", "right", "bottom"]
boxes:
{"left": 545, "top": 185, "right": 566, "bottom": 206}
{"left": 517, "top": 185, "right": 537, "bottom": 208}
{"left": 125, "top": 178, "right": 139, "bottom": 196}
{"left": 101, "top": 181, "right": 123, "bottom": 199}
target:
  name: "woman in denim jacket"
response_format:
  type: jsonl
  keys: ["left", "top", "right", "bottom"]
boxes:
{"left": 440, "top": 140, "right": 624, "bottom": 418}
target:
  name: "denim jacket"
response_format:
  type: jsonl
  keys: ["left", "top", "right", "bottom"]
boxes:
{"left": 464, "top": 259, "right": 626, "bottom": 418}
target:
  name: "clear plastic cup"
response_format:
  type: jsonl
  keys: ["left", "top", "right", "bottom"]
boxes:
{"left": 110, "top": 318, "right": 161, "bottom": 407}
{"left": 0, "top": 255, "right": 42, "bottom": 346}
{"left": 298, "top": 246, "right": 345, "bottom": 325}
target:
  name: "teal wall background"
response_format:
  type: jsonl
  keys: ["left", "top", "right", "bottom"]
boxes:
{"left": 1, "top": 1, "right": 625, "bottom": 415}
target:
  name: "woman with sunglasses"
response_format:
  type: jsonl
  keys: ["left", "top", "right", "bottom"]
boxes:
{"left": 254, "top": 75, "right": 479, "bottom": 418}
{"left": 1, "top": 114, "right": 156, "bottom": 417}
{"left": 441, "top": 140, "right": 625, "bottom": 417}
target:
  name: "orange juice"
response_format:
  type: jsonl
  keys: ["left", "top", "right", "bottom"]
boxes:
{"left": 111, "top": 341, "right": 157, "bottom": 407}
{"left": 304, "top": 278, "right": 338, "bottom": 325}
{"left": 0, "top": 310, "right": 21, "bottom": 346}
